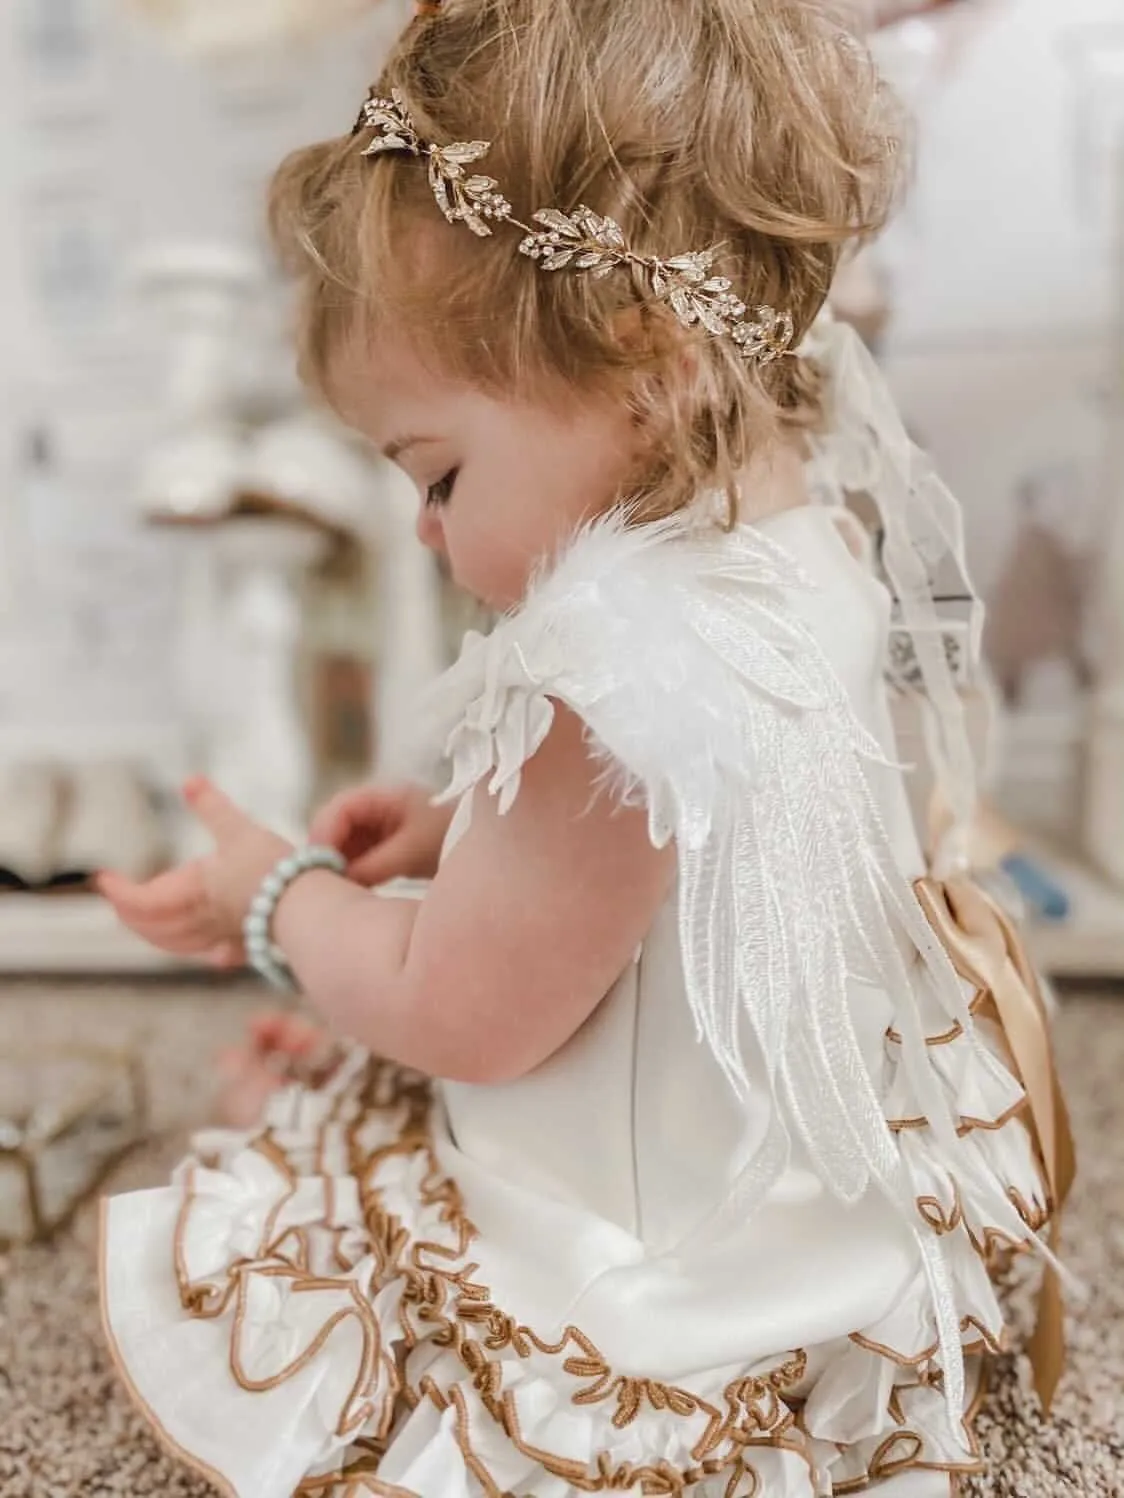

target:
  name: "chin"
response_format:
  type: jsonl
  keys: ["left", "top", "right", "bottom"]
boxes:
{"left": 460, "top": 569, "right": 528, "bottom": 613}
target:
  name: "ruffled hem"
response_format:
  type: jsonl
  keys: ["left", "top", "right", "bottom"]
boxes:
{"left": 100, "top": 1041, "right": 1050, "bottom": 1498}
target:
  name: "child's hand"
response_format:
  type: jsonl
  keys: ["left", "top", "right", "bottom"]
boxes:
{"left": 309, "top": 781, "right": 454, "bottom": 886}
{"left": 97, "top": 777, "right": 292, "bottom": 968}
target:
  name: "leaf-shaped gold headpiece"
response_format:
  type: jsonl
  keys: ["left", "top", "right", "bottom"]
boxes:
{"left": 353, "top": 89, "right": 795, "bottom": 366}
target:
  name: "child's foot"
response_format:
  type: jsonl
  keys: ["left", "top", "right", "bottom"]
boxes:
{"left": 214, "top": 1011, "right": 329, "bottom": 1128}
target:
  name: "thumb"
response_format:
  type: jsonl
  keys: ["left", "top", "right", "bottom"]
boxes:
{"left": 350, "top": 838, "right": 410, "bottom": 880}
{"left": 185, "top": 777, "right": 253, "bottom": 843}
{"left": 308, "top": 791, "right": 357, "bottom": 850}
{"left": 347, "top": 831, "right": 422, "bottom": 888}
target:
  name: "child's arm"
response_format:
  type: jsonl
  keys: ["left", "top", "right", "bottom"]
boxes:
{"left": 273, "top": 704, "right": 674, "bottom": 1084}
{"left": 100, "top": 707, "right": 673, "bottom": 1087}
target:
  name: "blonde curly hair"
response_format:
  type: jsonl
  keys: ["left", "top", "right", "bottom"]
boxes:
{"left": 270, "top": 0, "right": 904, "bottom": 519}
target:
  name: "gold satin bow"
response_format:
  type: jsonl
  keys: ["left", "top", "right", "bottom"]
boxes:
{"left": 914, "top": 876, "right": 1076, "bottom": 1412}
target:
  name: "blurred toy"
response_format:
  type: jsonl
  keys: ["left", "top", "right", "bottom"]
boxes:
{"left": 0, "top": 1047, "right": 146, "bottom": 1245}
{"left": 986, "top": 472, "right": 1094, "bottom": 709}
{"left": 970, "top": 803, "right": 1072, "bottom": 924}
{"left": 0, "top": 764, "right": 63, "bottom": 891}
{"left": 0, "top": 763, "right": 167, "bottom": 892}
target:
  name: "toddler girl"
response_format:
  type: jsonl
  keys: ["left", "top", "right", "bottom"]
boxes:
{"left": 99, "top": 2, "right": 1072, "bottom": 1494}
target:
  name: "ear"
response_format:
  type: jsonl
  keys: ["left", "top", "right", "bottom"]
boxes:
{"left": 614, "top": 305, "right": 700, "bottom": 433}
{"left": 612, "top": 303, "right": 694, "bottom": 365}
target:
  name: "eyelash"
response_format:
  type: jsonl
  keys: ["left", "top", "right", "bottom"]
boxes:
{"left": 426, "top": 469, "right": 458, "bottom": 508}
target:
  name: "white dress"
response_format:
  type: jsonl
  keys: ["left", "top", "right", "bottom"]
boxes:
{"left": 101, "top": 505, "right": 1054, "bottom": 1498}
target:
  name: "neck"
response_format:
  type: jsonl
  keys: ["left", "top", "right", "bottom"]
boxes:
{"left": 736, "top": 439, "right": 808, "bottom": 522}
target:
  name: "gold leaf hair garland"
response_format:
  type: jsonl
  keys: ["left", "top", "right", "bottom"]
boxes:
{"left": 352, "top": 89, "right": 795, "bottom": 367}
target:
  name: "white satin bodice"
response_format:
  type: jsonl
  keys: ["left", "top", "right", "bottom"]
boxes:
{"left": 441, "top": 508, "right": 928, "bottom": 1253}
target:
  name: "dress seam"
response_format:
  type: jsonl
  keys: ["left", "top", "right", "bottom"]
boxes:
{"left": 630, "top": 944, "right": 644, "bottom": 1243}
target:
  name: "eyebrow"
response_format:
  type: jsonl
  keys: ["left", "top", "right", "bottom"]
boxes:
{"left": 383, "top": 434, "right": 441, "bottom": 462}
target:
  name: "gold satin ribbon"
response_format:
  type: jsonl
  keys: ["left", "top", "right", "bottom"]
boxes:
{"left": 914, "top": 876, "right": 1076, "bottom": 1412}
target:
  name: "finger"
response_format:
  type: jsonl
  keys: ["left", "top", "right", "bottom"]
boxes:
{"left": 347, "top": 833, "right": 422, "bottom": 888}
{"left": 102, "top": 889, "right": 217, "bottom": 939}
{"left": 308, "top": 791, "right": 360, "bottom": 848}
{"left": 98, "top": 866, "right": 209, "bottom": 925}
{"left": 251, "top": 1012, "right": 287, "bottom": 1036}
{"left": 185, "top": 778, "right": 253, "bottom": 843}
{"left": 111, "top": 912, "right": 218, "bottom": 957}
{"left": 102, "top": 897, "right": 219, "bottom": 952}
{"left": 206, "top": 940, "right": 245, "bottom": 972}
{"left": 98, "top": 865, "right": 201, "bottom": 913}
{"left": 250, "top": 1011, "right": 292, "bottom": 1049}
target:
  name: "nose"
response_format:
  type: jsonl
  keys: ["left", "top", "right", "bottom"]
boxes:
{"left": 416, "top": 504, "right": 445, "bottom": 554}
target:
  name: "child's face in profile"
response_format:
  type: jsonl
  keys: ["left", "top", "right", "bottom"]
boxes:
{"left": 328, "top": 327, "right": 641, "bottom": 609}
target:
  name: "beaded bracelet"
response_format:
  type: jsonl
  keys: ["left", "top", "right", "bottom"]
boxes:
{"left": 243, "top": 846, "right": 347, "bottom": 993}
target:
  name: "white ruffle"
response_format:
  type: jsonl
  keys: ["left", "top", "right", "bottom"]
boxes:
{"left": 101, "top": 1026, "right": 1046, "bottom": 1498}
{"left": 881, "top": 1019, "right": 1027, "bottom": 1137}
{"left": 434, "top": 626, "right": 560, "bottom": 814}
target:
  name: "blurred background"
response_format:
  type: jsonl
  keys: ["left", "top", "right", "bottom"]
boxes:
{"left": 0, "top": 0, "right": 1119, "bottom": 982}
{"left": 0, "top": 2, "right": 1123, "bottom": 1491}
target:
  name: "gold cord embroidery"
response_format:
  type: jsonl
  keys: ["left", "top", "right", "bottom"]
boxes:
{"left": 165, "top": 1056, "right": 1026, "bottom": 1498}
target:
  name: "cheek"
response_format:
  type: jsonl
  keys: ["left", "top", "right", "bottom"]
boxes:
{"left": 442, "top": 494, "right": 534, "bottom": 609}
{"left": 541, "top": 407, "right": 639, "bottom": 518}
{"left": 433, "top": 403, "right": 638, "bottom": 608}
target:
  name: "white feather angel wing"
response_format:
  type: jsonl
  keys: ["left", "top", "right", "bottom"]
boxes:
{"left": 421, "top": 511, "right": 1039, "bottom": 1420}
{"left": 431, "top": 514, "right": 938, "bottom": 1155}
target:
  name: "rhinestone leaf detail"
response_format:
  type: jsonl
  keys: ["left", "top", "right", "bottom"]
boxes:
{"left": 731, "top": 307, "right": 797, "bottom": 365}
{"left": 358, "top": 90, "right": 423, "bottom": 156}
{"left": 359, "top": 90, "right": 512, "bottom": 237}
{"left": 355, "top": 89, "right": 795, "bottom": 362}
{"left": 518, "top": 205, "right": 629, "bottom": 275}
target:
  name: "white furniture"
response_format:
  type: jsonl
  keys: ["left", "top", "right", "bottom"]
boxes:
{"left": 0, "top": 237, "right": 450, "bottom": 974}
{"left": 1024, "top": 137, "right": 1124, "bottom": 980}
{"left": 171, "top": 519, "right": 331, "bottom": 851}
{"left": 139, "top": 244, "right": 448, "bottom": 839}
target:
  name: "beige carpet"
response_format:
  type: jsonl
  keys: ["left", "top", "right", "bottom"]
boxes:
{"left": 1, "top": 980, "right": 1122, "bottom": 1497}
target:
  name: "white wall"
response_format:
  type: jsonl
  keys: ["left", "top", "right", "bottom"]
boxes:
{"left": 0, "top": 0, "right": 408, "bottom": 743}
{"left": 875, "top": 0, "right": 1124, "bottom": 832}
{"left": 876, "top": 0, "right": 1124, "bottom": 593}
{"left": 883, "top": 0, "right": 1124, "bottom": 346}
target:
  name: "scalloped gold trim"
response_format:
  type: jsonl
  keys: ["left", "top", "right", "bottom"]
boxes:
{"left": 831, "top": 1360, "right": 991, "bottom": 1496}
{"left": 888, "top": 1095, "right": 1029, "bottom": 1138}
{"left": 98, "top": 1199, "right": 240, "bottom": 1498}
{"left": 917, "top": 1180, "right": 965, "bottom": 1237}
{"left": 114, "top": 1056, "right": 1018, "bottom": 1498}
{"left": 884, "top": 982, "right": 989, "bottom": 1048}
